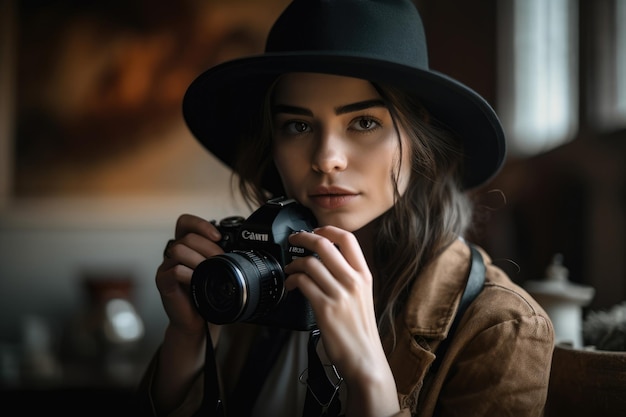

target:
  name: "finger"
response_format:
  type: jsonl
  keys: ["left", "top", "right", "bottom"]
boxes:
{"left": 155, "top": 266, "right": 206, "bottom": 333}
{"left": 160, "top": 239, "right": 208, "bottom": 271}
{"left": 286, "top": 239, "right": 342, "bottom": 296}
{"left": 175, "top": 214, "right": 222, "bottom": 241}
{"left": 157, "top": 262, "right": 194, "bottom": 293}
{"left": 287, "top": 229, "right": 367, "bottom": 288}
{"left": 310, "top": 226, "right": 370, "bottom": 273}
{"left": 169, "top": 233, "right": 226, "bottom": 267}
{"left": 163, "top": 239, "right": 176, "bottom": 259}
{"left": 285, "top": 255, "right": 339, "bottom": 298}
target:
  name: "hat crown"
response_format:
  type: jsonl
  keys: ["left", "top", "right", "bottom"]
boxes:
{"left": 183, "top": 0, "right": 506, "bottom": 192}
{"left": 266, "top": 0, "right": 429, "bottom": 70}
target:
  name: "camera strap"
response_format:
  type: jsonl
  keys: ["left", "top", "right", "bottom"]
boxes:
{"left": 429, "top": 243, "right": 485, "bottom": 374}
{"left": 194, "top": 326, "right": 224, "bottom": 417}
{"left": 301, "top": 329, "right": 343, "bottom": 416}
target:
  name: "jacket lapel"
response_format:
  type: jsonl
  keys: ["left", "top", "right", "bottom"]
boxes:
{"left": 383, "top": 239, "right": 472, "bottom": 403}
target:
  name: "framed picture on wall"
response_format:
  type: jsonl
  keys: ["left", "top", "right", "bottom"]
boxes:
{"left": 1, "top": 0, "right": 290, "bottom": 226}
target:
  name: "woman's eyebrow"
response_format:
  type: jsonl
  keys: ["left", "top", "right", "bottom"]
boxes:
{"left": 272, "top": 99, "right": 386, "bottom": 117}
{"left": 335, "top": 99, "right": 386, "bottom": 115}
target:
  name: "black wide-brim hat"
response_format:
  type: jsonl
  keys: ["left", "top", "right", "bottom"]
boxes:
{"left": 183, "top": 0, "right": 506, "bottom": 196}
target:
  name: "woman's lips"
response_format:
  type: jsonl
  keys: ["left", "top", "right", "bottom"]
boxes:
{"left": 309, "top": 193, "right": 358, "bottom": 209}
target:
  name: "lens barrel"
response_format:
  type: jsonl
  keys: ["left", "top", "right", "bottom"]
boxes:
{"left": 190, "top": 250, "right": 285, "bottom": 324}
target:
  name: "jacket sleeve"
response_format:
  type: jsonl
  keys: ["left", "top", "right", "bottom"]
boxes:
{"left": 435, "top": 312, "right": 554, "bottom": 417}
{"left": 135, "top": 347, "right": 205, "bottom": 417}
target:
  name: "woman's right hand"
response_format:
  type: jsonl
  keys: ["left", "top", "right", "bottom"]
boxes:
{"left": 153, "top": 214, "right": 226, "bottom": 413}
{"left": 156, "top": 213, "right": 225, "bottom": 336}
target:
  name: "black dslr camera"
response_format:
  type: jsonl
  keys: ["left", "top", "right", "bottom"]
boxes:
{"left": 190, "top": 197, "right": 318, "bottom": 330}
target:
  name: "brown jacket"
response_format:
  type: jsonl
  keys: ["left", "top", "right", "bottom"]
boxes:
{"left": 138, "top": 239, "right": 554, "bottom": 416}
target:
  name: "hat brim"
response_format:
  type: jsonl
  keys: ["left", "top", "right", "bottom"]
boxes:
{"left": 183, "top": 52, "right": 506, "bottom": 195}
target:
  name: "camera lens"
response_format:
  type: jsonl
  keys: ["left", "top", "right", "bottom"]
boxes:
{"left": 190, "top": 250, "right": 285, "bottom": 324}
{"left": 205, "top": 273, "right": 239, "bottom": 313}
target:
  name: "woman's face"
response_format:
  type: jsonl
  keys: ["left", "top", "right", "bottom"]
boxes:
{"left": 272, "top": 73, "right": 412, "bottom": 231}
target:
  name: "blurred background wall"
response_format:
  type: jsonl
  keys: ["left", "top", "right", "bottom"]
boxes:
{"left": 0, "top": 0, "right": 624, "bottom": 409}
{"left": 0, "top": 0, "right": 288, "bottom": 396}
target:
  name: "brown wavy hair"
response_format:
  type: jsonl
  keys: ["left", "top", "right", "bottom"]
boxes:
{"left": 233, "top": 80, "right": 473, "bottom": 342}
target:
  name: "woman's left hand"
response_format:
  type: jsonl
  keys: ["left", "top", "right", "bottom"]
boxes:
{"left": 285, "top": 226, "right": 400, "bottom": 416}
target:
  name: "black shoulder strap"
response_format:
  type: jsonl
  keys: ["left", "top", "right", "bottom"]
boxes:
{"left": 429, "top": 243, "right": 486, "bottom": 373}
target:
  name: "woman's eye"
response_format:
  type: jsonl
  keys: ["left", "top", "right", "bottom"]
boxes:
{"left": 352, "top": 117, "right": 380, "bottom": 131}
{"left": 283, "top": 121, "right": 310, "bottom": 134}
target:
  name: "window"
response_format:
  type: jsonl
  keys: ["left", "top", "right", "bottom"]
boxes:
{"left": 497, "top": 0, "right": 579, "bottom": 156}
{"left": 589, "top": 0, "right": 626, "bottom": 130}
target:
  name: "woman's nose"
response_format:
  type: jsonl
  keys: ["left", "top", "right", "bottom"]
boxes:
{"left": 311, "top": 130, "right": 348, "bottom": 173}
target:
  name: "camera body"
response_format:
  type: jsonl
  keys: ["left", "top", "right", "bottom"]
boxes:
{"left": 190, "top": 197, "right": 318, "bottom": 330}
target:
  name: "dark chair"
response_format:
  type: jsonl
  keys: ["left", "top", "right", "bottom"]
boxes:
{"left": 544, "top": 343, "right": 626, "bottom": 417}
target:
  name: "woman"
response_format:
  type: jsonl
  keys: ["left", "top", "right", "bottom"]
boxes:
{"left": 138, "top": 1, "right": 554, "bottom": 416}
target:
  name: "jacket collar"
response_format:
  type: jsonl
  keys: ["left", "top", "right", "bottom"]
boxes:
{"left": 382, "top": 238, "right": 473, "bottom": 404}
{"left": 403, "top": 238, "right": 472, "bottom": 340}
